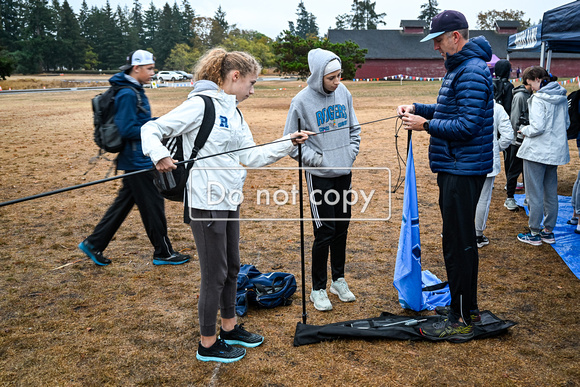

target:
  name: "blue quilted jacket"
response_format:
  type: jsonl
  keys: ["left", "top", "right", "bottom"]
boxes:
{"left": 414, "top": 36, "right": 494, "bottom": 176}
{"left": 109, "top": 72, "right": 154, "bottom": 171}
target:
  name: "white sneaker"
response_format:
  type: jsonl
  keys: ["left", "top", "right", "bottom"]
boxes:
{"left": 330, "top": 278, "right": 356, "bottom": 302}
{"left": 310, "top": 289, "right": 332, "bottom": 311}
{"left": 504, "top": 197, "right": 518, "bottom": 211}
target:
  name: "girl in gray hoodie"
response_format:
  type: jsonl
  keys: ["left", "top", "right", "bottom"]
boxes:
{"left": 283, "top": 48, "right": 361, "bottom": 311}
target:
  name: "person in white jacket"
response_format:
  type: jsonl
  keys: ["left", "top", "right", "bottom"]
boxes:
{"left": 516, "top": 66, "right": 570, "bottom": 246}
{"left": 475, "top": 101, "right": 514, "bottom": 247}
{"left": 141, "top": 48, "right": 311, "bottom": 363}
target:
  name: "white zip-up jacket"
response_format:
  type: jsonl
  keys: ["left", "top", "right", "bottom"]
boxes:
{"left": 490, "top": 102, "right": 514, "bottom": 177}
{"left": 517, "top": 81, "right": 570, "bottom": 166}
{"left": 141, "top": 80, "right": 295, "bottom": 211}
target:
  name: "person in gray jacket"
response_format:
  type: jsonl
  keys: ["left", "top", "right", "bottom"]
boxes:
{"left": 504, "top": 82, "right": 533, "bottom": 211}
{"left": 516, "top": 66, "right": 570, "bottom": 245}
{"left": 283, "top": 48, "right": 361, "bottom": 312}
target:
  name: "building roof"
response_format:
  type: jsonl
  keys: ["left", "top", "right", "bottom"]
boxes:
{"left": 327, "top": 28, "right": 580, "bottom": 60}
{"left": 494, "top": 20, "right": 521, "bottom": 29}
{"left": 399, "top": 20, "right": 428, "bottom": 28}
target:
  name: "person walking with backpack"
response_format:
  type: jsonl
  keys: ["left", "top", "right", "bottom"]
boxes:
{"left": 141, "top": 48, "right": 312, "bottom": 363}
{"left": 516, "top": 66, "right": 570, "bottom": 245}
{"left": 78, "top": 50, "right": 190, "bottom": 267}
{"left": 283, "top": 48, "right": 361, "bottom": 312}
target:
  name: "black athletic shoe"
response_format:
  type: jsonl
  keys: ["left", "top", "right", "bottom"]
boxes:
{"left": 420, "top": 318, "right": 474, "bottom": 343}
{"left": 476, "top": 235, "right": 489, "bottom": 248}
{"left": 196, "top": 338, "right": 246, "bottom": 363}
{"left": 78, "top": 240, "right": 111, "bottom": 266}
{"left": 153, "top": 252, "right": 190, "bottom": 266}
{"left": 434, "top": 306, "right": 481, "bottom": 325}
{"left": 220, "top": 324, "right": 264, "bottom": 348}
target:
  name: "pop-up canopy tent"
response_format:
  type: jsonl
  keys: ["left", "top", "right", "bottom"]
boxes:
{"left": 507, "top": 1, "right": 580, "bottom": 70}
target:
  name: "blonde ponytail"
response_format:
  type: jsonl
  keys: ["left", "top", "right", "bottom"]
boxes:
{"left": 194, "top": 47, "right": 261, "bottom": 87}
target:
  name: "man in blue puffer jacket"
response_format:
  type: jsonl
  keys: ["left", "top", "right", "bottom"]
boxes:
{"left": 79, "top": 50, "right": 190, "bottom": 267}
{"left": 398, "top": 10, "right": 494, "bottom": 342}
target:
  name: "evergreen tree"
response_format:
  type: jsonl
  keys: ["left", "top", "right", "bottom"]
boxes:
{"left": 290, "top": 1, "right": 318, "bottom": 39}
{"left": 56, "top": 0, "right": 85, "bottom": 69}
{"left": 0, "top": 45, "right": 15, "bottom": 78}
{"left": 129, "top": 0, "right": 145, "bottom": 48}
{"left": 209, "top": 5, "right": 229, "bottom": 47}
{"left": 179, "top": 0, "right": 195, "bottom": 42}
{"left": 336, "top": 0, "right": 385, "bottom": 30}
{"left": 155, "top": 2, "right": 180, "bottom": 68}
{"left": 0, "top": 0, "right": 25, "bottom": 50}
{"left": 273, "top": 31, "right": 367, "bottom": 79}
{"left": 77, "top": 0, "right": 89, "bottom": 35}
{"left": 143, "top": 1, "right": 159, "bottom": 52}
{"left": 418, "top": 0, "right": 440, "bottom": 25}
{"left": 19, "top": 0, "right": 57, "bottom": 72}
{"left": 96, "top": 1, "right": 124, "bottom": 69}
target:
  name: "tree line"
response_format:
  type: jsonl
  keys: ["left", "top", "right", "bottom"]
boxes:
{"left": 0, "top": 0, "right": 531, "bottom": 79}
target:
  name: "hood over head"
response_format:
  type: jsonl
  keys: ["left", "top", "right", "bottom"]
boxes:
{"left": 494, "top": 59, "right": 511, "bottom": 79}
{"left": 306, "top": 48, "right": 341, "bottom": 95}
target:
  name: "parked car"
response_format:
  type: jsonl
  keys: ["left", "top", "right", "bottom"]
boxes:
{"left": 175, "top": 71, "right": 193, "bottom": 80}
{"left": 155, "top": 71, "right": 184, "bottom": 82}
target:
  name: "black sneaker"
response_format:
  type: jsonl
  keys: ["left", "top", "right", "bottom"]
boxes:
{"left": 78, "top": 240, "right": 111, "bottom": 266}
{"left": 476, "top": 235, "right": 489, "bottom": 248}
{"left": 196, "top": 338, "right": 246, "bottom": 363}
{"left": 434, "top": 306, "right": 481, "bottom": 325}
{"left": 153, "top": 252, "right": 190, "bottom": 266}
{"left": 420, "top": 318, "right": 474, "bottom": 343}
{"left": 220, "top": 324, "right": 264, "bottom": 348}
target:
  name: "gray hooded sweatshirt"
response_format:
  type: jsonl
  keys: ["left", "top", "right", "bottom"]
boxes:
{"left": 283, "top": 48, "right": 361, "bottom": 177}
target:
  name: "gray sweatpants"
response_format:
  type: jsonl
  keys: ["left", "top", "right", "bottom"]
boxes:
{"left": 475, "top": 176, "right": 495, "bottom": 236}
{"left": 523, "top": 160, "right": 559, "bottom": 233}
{"left": 189, "top": 207, "right": 240, "bottom": 337}
{"left": 572, "top": 170, "right": 580, "bottom": 213}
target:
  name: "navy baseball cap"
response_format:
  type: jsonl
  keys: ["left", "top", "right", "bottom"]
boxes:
{"left": 420, "top": 10, "right": 469, "bottom": 42}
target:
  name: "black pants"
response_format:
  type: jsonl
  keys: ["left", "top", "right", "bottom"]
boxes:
{"left": 437, "top": 173, "right": 485, "bottom": 324}
{"left": 505, "top": 144, "right": 524, "bottom": 198}
{"left": 306, "top": 172, "right": 352, "bottom": 290}
{"left": 189, "top": 208, "right": 240, "bottom": 337}
{"left": 86, "top": 170, "right": 173, "bottom": 257}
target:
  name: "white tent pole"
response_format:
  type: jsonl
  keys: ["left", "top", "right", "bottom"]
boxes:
{"left": 540, "top": 42, "right": 546, "bottom": 67}
{"left": 546, "top": 50, "right": 553, "bottom": 72}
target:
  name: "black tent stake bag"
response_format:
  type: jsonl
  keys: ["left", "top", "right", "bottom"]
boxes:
{"left": 154, "top": 94, "right": 215, "bottom": 201}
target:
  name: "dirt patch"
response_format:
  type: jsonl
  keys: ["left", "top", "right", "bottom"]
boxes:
{"left": 0, "top": 79, "right": 579, "bottom": 385}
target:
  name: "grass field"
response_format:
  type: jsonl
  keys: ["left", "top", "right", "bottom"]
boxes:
{"left": 0, "top": 76, "right": 579, "bottom": 385}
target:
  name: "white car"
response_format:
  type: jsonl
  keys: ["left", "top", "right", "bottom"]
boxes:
{"left": 155, "top": 71, "right": 184, "bottom": 82}
{"left": 176, "top": 71, "right": 193, "bottom": 80}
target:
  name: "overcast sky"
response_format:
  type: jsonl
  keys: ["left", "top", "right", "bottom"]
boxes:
{"left": 66, "top": 0, "right": 570, "bottom": 39}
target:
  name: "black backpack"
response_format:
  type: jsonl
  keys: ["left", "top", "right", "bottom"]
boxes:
{"left": 567, "top": 90, "right": 580, "bottom": 140}
{"left": 153, "top": 94, "right": 215, "bottom": 202}
{"left": 92, "top": 85, "right": 146, "bottom": 153}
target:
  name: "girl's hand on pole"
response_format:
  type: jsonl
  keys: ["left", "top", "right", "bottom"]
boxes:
{"left": 155, "top": 157, "right": 178, "bottom": 173}
{"left": 290, "top": 131, "right": 315, "bottom": 145}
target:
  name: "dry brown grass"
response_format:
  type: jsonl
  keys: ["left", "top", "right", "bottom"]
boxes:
{"left": 1, "top": 78, "right": 579, "bottom": 386}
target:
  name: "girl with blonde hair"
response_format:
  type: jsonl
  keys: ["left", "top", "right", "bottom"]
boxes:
{"left": 142, "top": 48, "right": 312, "bottom": 363}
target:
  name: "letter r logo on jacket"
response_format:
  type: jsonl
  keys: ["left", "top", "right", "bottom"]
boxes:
{"left": 219, "top": 116, "right": 229, "bottom": 128}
